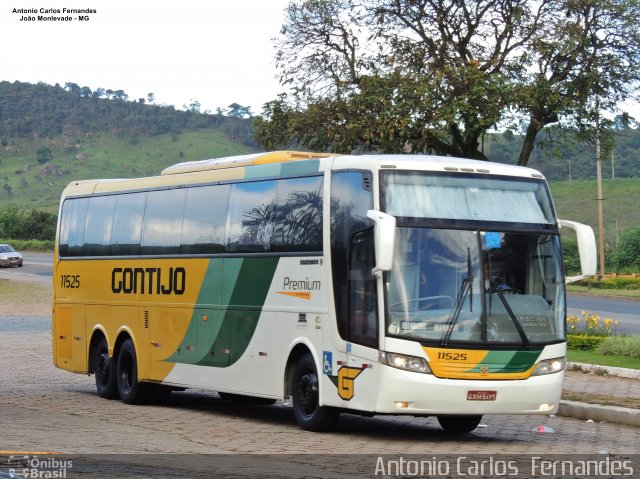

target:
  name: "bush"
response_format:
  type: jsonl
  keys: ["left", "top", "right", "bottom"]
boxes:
{"left": 0, "top": 238, "right": 54, "bottom": 252}
{"left": 596, "top": 336, "right": 640, "bottom": 359}
{"left": 0, "top": 208, "right": 57, "bottom": 241}
{"left": 574, "top": 276, "right": 640, "bottom": 290}
{"left": 609, "top": 227, "right": 640, "bottom": 272}
{"left": 36, "top": 146, "right": 53, "bottom": 164}
{"left": 562, "top": 237, "right": 581, "bottom": 276}
{"left": 567, "top": 334, "right": 608, "bottom": 350}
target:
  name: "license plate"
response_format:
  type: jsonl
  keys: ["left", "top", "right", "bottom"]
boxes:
{"left": 467, "top": 390, "right": 497, "bottom": 401}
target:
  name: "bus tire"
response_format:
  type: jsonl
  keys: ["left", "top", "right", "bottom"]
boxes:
{"left": 94, "top": 337, "right": 118, "bottom": 399}
{"left": 437, "top": 415, "right": 482, "bottom": 433}
{"left": 116, "top": 338, "right": 151, "bottom": 405}
{"left": 292, "top": 353, "right": 339, "bottom": 432}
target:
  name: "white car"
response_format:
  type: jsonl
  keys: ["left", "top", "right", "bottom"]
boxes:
{"left": 0, "top": 244, "right": 23, "bottom": 267}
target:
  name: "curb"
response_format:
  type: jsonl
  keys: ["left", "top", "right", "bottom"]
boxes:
{"left": 559, "top": 362, "right": 640, "bottom": 427}
{"left": 558, "top": 400, "right": 640, "bottom": 427}
{"left": 566, "top": 361, "right": 640, "bottom": 380}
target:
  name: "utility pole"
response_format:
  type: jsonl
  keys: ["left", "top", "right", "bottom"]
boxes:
{"left": 595, "top": 121, "right": 606, "bottom": 279}
{"left": 611, "top": 149, "right": 615, "bottom": 179}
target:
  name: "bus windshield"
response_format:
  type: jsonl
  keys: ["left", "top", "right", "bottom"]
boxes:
{"left": 381, "top": 171, "right": 565, "bottom": 346}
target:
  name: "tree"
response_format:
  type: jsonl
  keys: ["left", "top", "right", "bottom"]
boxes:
{"left": 64, "top": 82, "right": 80, "bottom": 95}
{"left": 609, "top": 227, "right": 640, "bottom": 272}
{"left": 113, "top": 90, "right": 128, "bottom": 102}
{"left": 227, "top": 103, "right": 252, "bottom": 119}
{"left": 256, "top": 0, "right": 640, "bottom": 164}
{"left": 187, "top": 100, "right": 201, "bottom": 113}
{"left": 36, "top": 146, "right": 52, "bottom": 164}
{"left": 254, "top": 94, "right": 296, "bottom": 150}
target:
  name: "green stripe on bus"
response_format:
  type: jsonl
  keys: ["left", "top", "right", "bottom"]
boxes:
{"left": 165, "top": 257, "right": 280, "bottom": 367}
{"left": 467, "top": 350, "right": 542, "bottom": 374}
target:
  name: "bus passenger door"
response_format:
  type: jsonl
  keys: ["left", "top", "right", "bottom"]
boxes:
{"left": 344, "top": 230, "right": 379, "bottom": 411}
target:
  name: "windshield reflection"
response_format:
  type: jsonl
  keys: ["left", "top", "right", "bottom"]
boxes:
{"left": 385, "top": 228, "right": 565, "bottom": 345}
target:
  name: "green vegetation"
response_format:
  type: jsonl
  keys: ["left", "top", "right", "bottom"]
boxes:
{"left": 0, "top": 81, "right": 255, "bottom": 141}
{"left": 574, "top": 275, "right": 640, "bottom": 290}
{"left": 566, "top": 311, "right": 640, "bottom": 370}
{"left": 567, "top": 349, "right": 640, "bottom": 370}
{"left": 567, "top": 335, "right": 607, "bottom": 351}
{"left": 567, "top": 284, "right": 640, "bottom": 299}
{"left": 1, "top": 130, "right": 255, "bottom": 213}
{"left": 597, "top": 335, "right": 640, "bottom": 359}
{"left": 551, "top": 178, "right": 640, "bottom": 257}
{"left": 260, "top": 0, "right": 640, "bottom": 167}
{"left": 0, "top": 238, "right": 53, "bottom": 252}
{"left": 551, "top": 179, "right": 640, "bottom": 275}
{"left": 0, "top": 209, "right": 56, "bottom": 239}
{"left": 0, "top": 80, "right": 258, "bottom": 213}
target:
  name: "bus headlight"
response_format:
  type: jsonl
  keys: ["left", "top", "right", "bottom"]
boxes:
{"left": 379, "top": 351, "right": 432, "bottom": 374}
{"left": 531, "top": 357, "right": 566, "bottom": 376}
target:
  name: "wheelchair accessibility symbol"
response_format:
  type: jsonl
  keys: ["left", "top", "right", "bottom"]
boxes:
{"left": 323, "top": 351, "right": 332, "bottom": 376}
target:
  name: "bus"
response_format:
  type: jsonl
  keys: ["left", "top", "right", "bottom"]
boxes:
{"left": 52, "top": 151, "right": 596, "bottom": 433}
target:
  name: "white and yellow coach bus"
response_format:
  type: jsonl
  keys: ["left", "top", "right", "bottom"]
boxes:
{"left": 53, "top": 151, "right": 596, "bottom": 433}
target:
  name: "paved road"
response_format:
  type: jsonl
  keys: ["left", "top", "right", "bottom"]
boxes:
{"left": 568, "top": 293, "right": 640, "bottom": 335}
{"left": 0, "top": 317, "right": 638, "bottom": 477}
{"left": 19, "top": 252, "right": 53, "bottom": 277}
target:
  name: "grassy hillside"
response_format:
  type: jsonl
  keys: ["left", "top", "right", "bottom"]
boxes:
{"left": 0, "top": 130, "right": 255, "bottom": 212}
{"left": 550, "top": 177, "right": 640, "bottom": 246}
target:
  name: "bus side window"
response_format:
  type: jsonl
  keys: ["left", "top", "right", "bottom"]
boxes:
{"left": 348, "top": 229, "right": 378, "bottom": 348}
{"left": 141, "top": 189, "right": 187, "bottom": 255}
{"left": 330, "top": 170, "right": 374, "bottom": 340}
{"left": 112, "top": 192, "right": 147, "bottom": 256}
{"left": 273, "top": 176, "right": 323, "bottom": 252}
{"left": 180, "top": 184, "right": 229, "bottom": 254}
{"left": 67, "top": 198, "right": 89, "bottom": 257}
{"left": 226, "top": 180, "right": 278, "bottom": 253}
{"left": 83, "top": 195, "right": 117, "bottom": 256}
{"left": 58, "top": 199, "right": 75, "bottom": 257}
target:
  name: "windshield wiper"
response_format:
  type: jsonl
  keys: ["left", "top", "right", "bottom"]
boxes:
{"left": 491, "top": 282, "right": 530, "bottom": 347}
{"left": 442, "top": 248, "right": 473, "bottom": 346}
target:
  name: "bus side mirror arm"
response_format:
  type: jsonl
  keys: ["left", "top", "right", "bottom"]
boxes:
{"left": 559, "top": 219, "right": 597, "bottom": 283}
{"left": 367, "top": 210, "right": 396, "bottom": 278}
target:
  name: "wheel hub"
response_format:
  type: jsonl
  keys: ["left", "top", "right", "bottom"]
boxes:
{"left": 96, "top": 353, "right": 110, "bottom": 384}
{"left": 297, "top": 371, "right": 318, "bottom": 416}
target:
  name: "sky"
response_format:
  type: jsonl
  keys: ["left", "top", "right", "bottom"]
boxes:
{"left": 2, "top": 1, "right": 638, "bottom": 121}
{"left": 1, "top": 0, "right": 291, "bottom": 115}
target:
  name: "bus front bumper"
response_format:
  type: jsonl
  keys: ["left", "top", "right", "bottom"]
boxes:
{"left": 374, "top": 364, "right": 563, "bottom": 415}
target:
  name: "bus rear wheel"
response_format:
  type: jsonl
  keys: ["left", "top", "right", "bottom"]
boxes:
{"left": 116, "top": 338, "right": 152, "bottom": 404}
{"left": 291, "top": 353, "right": 339, "bottom": 432}
{"left": 437, "top": 415, "right": 482, "bottom": 433}
{"left": 94, "top": 337, "right": 118, "bottom": 399}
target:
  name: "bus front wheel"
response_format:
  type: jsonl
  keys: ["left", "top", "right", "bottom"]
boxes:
{"left": 116, "top": 338, "right": 152, "bottom": 404}
{"left": 94, "top": 337, "right": 118, "bottom": 399}
{"left": 291, "top": 353, "right": 339, "bottom": 432}
{"left": 437, "top": 415, "right": 482, "bottom": 433}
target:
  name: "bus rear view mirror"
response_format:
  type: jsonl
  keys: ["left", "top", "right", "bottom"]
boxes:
{"left": 367, "top": 210, "right": 396, "bottom": 277}
{"left": 559, "top": 219, "right": 597, "bottom": 283}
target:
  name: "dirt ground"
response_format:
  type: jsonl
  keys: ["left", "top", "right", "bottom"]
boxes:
{"left": 0, "top": 277, "right": 52, "bottom": 316}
